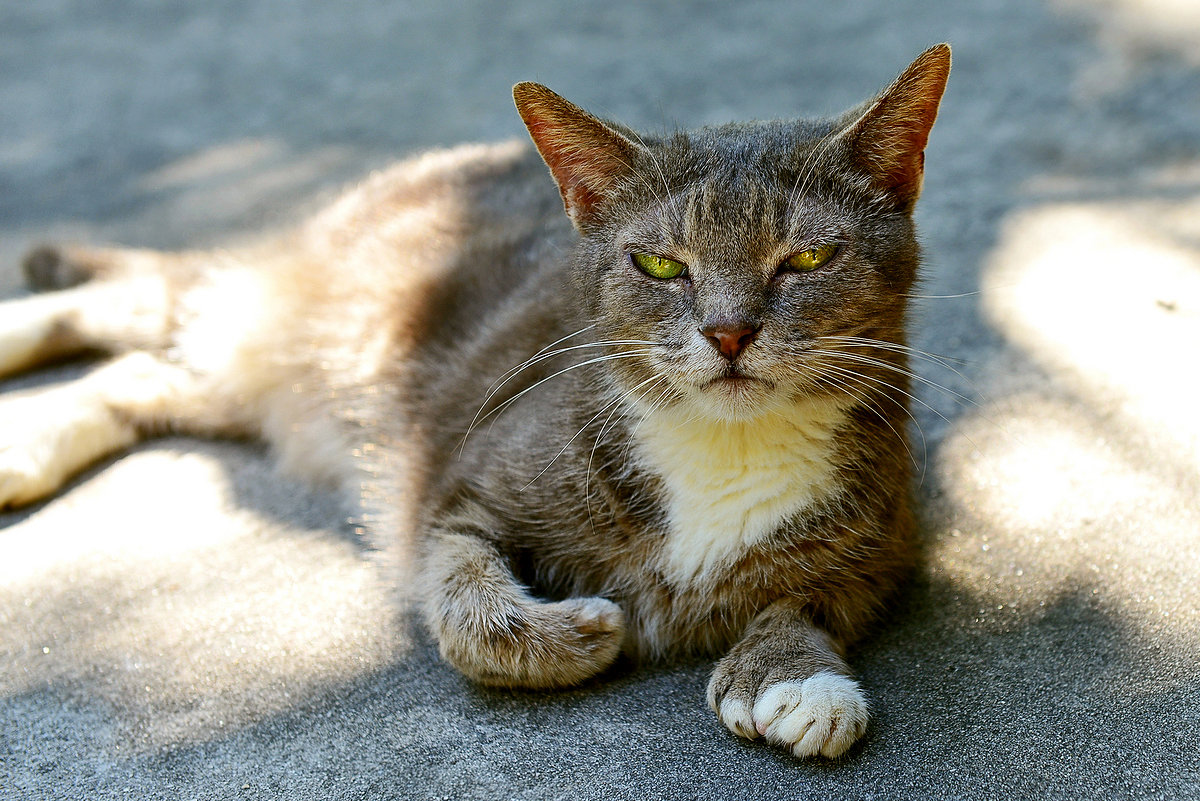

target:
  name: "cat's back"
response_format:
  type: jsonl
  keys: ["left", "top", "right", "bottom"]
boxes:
{"left": 273, "top": 139, "right": 584, "bottom": 443}
{"left": 307, "top": 140, "right": 570, "bottom": 305}
{"left": 283, "top": 140, "right": 576, "bottom": 390}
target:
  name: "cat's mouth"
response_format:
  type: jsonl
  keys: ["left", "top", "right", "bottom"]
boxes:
{"left": 704, "top": 369, "right": 772, "bottom": 390}
{"left": 691, "top": 369, "right": 778, "bottom": 418}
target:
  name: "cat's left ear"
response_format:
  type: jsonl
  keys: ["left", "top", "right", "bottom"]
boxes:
{"left": 839, "top": 43, "right": 951, "bottom": 210}
{"left": 514, "top": 83, "right": 645, "bottom": 230}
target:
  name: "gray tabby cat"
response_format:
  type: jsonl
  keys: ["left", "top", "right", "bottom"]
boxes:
{"left": 0, "top": 44, "right": 950, "bottom": 758}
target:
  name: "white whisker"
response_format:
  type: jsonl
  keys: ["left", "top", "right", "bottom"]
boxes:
{"left": 522, "top": 373, "right": 664, "bottom": 491}
{"left": 817, "top": 335, "right": 1011, "bottom": 448}
{"left": 626, "top": 128, "right": 676, "bottom": 214}
{"left": 485, "top": 323, "right": 596, "bottom": 394}
{"left": 809, "top": 346, "right": 977, "bottom": 409}
{"left": 901, "top": 290, "right": 981, "bottom": 300}
{"left": 477, "top": 337, "right": 655, "bottom": 415}
{"left": 811, "top": 360, "right": 982, "bottom": 455}
{"left": 585, "top": 374, "right": 672, "bottom": 534}
{"left": 789, "top": 124, "right": 842, "bottom": 209}
{"left": 805, "top": 365, "right": 925, "bottom": 475}
{"left": 463, "top": 348, "right": 656, "bottom": 446}
{"left": 810, "top": 358, "right": 950, "bottom": 425}
{"left": 818, "top": 334, "right": 971, "bottom": 370}
{"left": 462, "top": 338, "right": 656, "bottom": 451}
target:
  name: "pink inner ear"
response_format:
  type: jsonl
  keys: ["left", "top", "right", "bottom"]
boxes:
{"left": 856, "top": 106, "right": 931, "bottom": 192}
{"left": 515, "top": 83, "right": 638, "bottom": 226}
{"left": 525, "top": 119, "right": 602, "bottom": 212}
{"left": 847, "top": 45, "right": 950, "bottom": 205}
{"left": 529, "top": 117, "right": 628, "bottom": 221}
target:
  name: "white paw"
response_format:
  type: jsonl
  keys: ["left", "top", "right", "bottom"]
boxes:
{"left": 751, "top": 672, "right": 869, "bottom": 758}
{"left": 0, "top": 389, "right": 134, "bottom": 509}
{"left": 0, "top": 448, "right": 61, "bottom": 508}
{"left": 0, "top": 299, "right": 54, "bottom": 377}
{"left": 0, "top": 397, "right": 65, "bottom": 508}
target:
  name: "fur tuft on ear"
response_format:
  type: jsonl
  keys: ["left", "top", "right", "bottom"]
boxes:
{"left": 841, "top": 43, "right": 951, "bottom": 210}
{"left": 513, "top": 82, "right": 642, "bottom": 229}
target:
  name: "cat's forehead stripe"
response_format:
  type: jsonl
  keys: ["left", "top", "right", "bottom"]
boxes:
{"left": 678, "top": 168, "right": 790, "bottom": 248}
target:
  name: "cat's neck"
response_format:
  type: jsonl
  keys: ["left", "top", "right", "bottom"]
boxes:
{"left": 630, "top": 395, "right": 850, "bottom": 587}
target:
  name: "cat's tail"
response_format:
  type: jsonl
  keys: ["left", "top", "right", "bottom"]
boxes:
{"left": 21, "top": 243, "right": 207, "bottom": 293}
{"left": 23, "top": 244, "right": 117, "bottom": 291}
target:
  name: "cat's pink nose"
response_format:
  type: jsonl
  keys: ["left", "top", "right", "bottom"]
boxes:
{"left": 701, "top": 323, "right": 759, "bottom": 361}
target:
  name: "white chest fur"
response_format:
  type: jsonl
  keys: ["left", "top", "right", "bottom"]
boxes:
{"left": 635, "top": 398, "right": 848, "bottom": 587}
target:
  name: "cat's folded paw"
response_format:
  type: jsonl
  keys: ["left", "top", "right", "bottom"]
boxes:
{"left": 438, "top": 595, "right": 626, "bottom": 690}
{"left": 0, "top": 396, "right": 63, "bottom": 508}
{"left": 0, "top": 391, "right": 122, "bottom": 509}
{"left": 517, "top": 595, "right": 626, "bottom": 688}
{"left": 708, "top": 666, "right": 868, "bottom": 759}
{"left": 552, "top": 596, "right": 626, "bottom": 646}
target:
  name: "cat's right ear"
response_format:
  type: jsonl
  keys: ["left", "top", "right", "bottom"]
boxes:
{"left": 514, "top": 83, "right": 643, "bottom": 230}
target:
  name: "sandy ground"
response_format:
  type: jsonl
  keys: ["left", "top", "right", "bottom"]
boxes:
{"left": 2, "top": 1, "right": 1198, "bottom": 798}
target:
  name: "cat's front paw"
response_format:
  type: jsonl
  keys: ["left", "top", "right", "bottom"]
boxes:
{"left": 753, "top": 673, "right": 869, "bottom": 758}
{"left": 707, "top": 667, "right": 868, "bottom": 759}
{"left": 0, "top": 395, "right": 69, "bottom": 508}
{"left": 437, "top": 595, "right": 626, "bottom": 690}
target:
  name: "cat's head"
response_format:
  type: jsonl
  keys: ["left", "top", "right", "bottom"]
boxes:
{"left": 515, "top": 45, "right": 950, "bottom": 422}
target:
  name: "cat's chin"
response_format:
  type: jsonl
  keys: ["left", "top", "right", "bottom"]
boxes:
{"left": 689, "top": 376, "right": 781, "bottom": 422}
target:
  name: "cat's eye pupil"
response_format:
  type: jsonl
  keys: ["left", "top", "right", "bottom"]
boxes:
{"left": 631, "top": 252, "right": 686, "bottom": 280}
{"left": 782, "top": 243, "right": 838, "bottom": 273}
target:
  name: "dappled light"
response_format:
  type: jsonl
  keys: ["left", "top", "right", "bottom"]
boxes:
{"left": 1059, "top": 0, "right": 1200, "bottom": 63}
{"left": 936, "top": 399, "right": 1200, "bottom": 626}
{"left": 984, "top": 201, "right": 1200, "bottom": 473}
{"left": 927, "top": 115, "right": 1200, "bottom": 674}
{"left": 0, "top": 445, "right": 405, "bottom": 747}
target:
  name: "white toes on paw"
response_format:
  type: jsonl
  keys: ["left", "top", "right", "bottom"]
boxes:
{"left": 0, "top": 412, "right": 63, "bottom": 508}
{"left": 716, "top": 695, "right": 758, "bottom": 740}
{"left": 751, "top": 672, "right": 869, "bottom": 758}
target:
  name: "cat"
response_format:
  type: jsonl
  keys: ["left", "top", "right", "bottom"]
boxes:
{"left": 0, "top": 44, "right": 950, "bottom": 759}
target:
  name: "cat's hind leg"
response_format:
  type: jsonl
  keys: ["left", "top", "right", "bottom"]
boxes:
{"left": 0, "top": 351, "right": 249, "bottom": 509}
{"left": 422, "top": 529, "right": 626, "bottom": 689}
{"left": 1, "top": 245, "right": 181, "bottom": 378}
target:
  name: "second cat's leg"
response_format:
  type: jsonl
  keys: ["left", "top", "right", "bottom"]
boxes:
{"left": 706, "top": 598, "right": 870, "bottom": 758}
{"left": 0, "top": 352, "right": 249, "bottom": 508}
{"left": 421, "top": 526, "right": 626, "bottom": 689}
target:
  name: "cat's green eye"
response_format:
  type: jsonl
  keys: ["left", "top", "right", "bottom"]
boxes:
{"left": 782, "top": 243, "right": 839, "bottom": 272}
{"left": 631, "top": 252, "right": 687, "bottom": 280}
